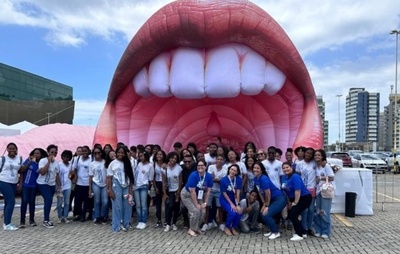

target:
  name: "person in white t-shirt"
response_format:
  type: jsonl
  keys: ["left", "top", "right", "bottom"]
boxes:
{"left": 57, "top": 150, "right": 74, "bottom": 224}
{"left": 89, "top": 147, "right": 108, "bottom": 224}
{"left": 37, "top": 144, "right": 61, "bottom": 229}
{"left": 204, "top": 143, "right": 218, "bottom": 166}
{"left": 261, "top": 146, "right": 283, "bottom": 189}
{"left": 0, "top": 142, "right": 23, "bottom": 231}
{"left": 107, "top": 146, "right": 134, "bottom": 232}
{"left": 134, "top": 151, "right": 154, "bottom": 230}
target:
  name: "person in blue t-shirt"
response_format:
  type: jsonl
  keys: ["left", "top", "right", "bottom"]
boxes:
{"left": 220, "top": 164, "right": 243, "bottom": 236}
{"left": 19, "top": 148, "right": 46, "bottom": 227}
{"left": 180, "top": 159, "right": 213, "bottom": 237}
{"left": 281, "top": 162, "right": 312, "bottom": 241}
{"left": 253, "top": 162, "right": 286, "bottom": 240}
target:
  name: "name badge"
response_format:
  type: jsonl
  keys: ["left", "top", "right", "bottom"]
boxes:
{"left": 198, "top": 190, "right": 204, "bottom": 199}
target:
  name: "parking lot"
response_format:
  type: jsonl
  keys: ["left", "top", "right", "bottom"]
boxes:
{"left": 0, "top": 174, "right": 399, "bottom": 254}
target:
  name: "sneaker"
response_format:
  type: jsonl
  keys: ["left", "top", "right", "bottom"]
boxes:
{"left": 136, "top": 222, "right": 143, "bottom": 229}
{"left": 140, "top": 223, "right": 147, "bottom": 230}
{"left": 43, "top": 221, "right": 54, "bottom": 229}
{"left": 57, "top": 219, "right": 62, "bottom": 224}
{"left": 64, "top": 219, "right": 71, "bottom": 224}
{"left": 154, "top": 221, "right": 162, "bottom": 228}
{"left": 30, "top": 221, "right": 37, "bottom": 227}
{"left": 321, "top": 234, "right": 329, "bottom": 239}
{"left": 250, "top": 227, "right": 261, "bottom": 234}
{"left": 172, "top": 224, "right": 178, "bottom": 231}
{"left": 101, "top": 218, "right": 108, "bottom": 225}
{"left": 264, "top": 232, "right": 272, "bottom": 237}
{"left": 61, "top": 218, "right": 66, "bottom": 223}
{"left": 219, "top": 223, "right": 225, "bottom": 231}
{"left": 94, "top": 219, "right": 102, "bottom": 225}
{"left": 201, "top": 223, "right": 208, "bottom": 231}
{"left": 315, "top": 233, "right": 321, "bottom": 237}
{"left": 302, "top": 234, "right": 308, "bottom": 239}
{"left": 120, "top": 225, "right": 127, "bottom": 232}
{"left": 268, "top": 232, "right": 281, "bottom": 240}
{"left": 290, "top": 234, "right": 303, "bottom": 241}
{"left": 19, "top": 223, "right": 25, "bottom": 228}
{"left": 4, "top": 224, "right": 18, "bottom": 231}
{"left": 163, "top": 222, "right": 167, "bottom": 227}
{"left": 307, "top": 229, "right": 315, "bottom": 236}
{"left": 164, "top": 225, "right": 171, "bottom": 232}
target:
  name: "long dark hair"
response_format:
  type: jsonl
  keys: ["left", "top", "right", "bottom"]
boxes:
{"left": 116, "top": 146, "right": 134, "bottom": 183}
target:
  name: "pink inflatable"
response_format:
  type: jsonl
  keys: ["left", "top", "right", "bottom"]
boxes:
{"left": 94, "top": 0, "right": 322, "bottom": 151}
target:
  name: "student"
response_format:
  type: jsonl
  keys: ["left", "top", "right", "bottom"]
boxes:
{"left": 0, "top": 142, "right": 23, "bottom": 230}
{"left": 57, "top": 150, "right": 74, "bottom": 224}
{"left": 89, "top": 147, "right": 108, "bottom": 224}
{"left": 238, "top": 190, "right": 260, "bottom": 233}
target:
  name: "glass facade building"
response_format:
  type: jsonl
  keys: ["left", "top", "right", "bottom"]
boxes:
{"left": 0, "top": 63, "right": 75, "bottom": 126}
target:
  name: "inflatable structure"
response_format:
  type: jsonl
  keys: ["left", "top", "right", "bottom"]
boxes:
{"left": 94, "top": 0, "right": 323, "bottom": 151}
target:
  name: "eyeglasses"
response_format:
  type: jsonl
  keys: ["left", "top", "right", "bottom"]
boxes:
{"left": 183, "top": 161, "right": 192, "bottom": 164}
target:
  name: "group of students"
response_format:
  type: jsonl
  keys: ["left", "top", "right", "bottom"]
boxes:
{"left": 0, "top": 141, "right": 335, "bottom": 241}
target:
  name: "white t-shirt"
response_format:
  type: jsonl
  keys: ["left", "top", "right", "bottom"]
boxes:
{"left": 316, "top": 164, "right": 335, "bottom": 195}
{"left": 134, "top": 162, "right": 154, "bottom": 188}
{"left": 223, "top": 161, "right": 248, "bottom": 176}
{"left": 0, "top": 155, "right": 22, "bottom": 184}
{"left": 59, "top": 161, "right": 72, "bottom": 191}
{"left": 297, "top": 160, "right": 317, "bottom": 188}
{"left": 239, "top": 199, "right": 249, "bottom": 222}
{"left": 154, "top": 163, "right": 165, "bottom": 182}
{"left": 207, "top": 165, "right": 227, "bottom": 191}
{"left": 261, "top": 159, "right": 283, "bottom": 189}
{"left": 74, "top": 156, "right": 91, "bottom": 186}
{"left": 107, "top": 159, "right": 130, "bottom": 188}
{"left": 37, "top": 158, "right": 60, "bottom": 186}
{"left": 89, "top": 160, "right": 107, "bottom": 187}
{"left": 204, "top": 153, "right": 216, "bottom": 166}
{"left": 162, "top": 164, "right": 182, "bottom": 192}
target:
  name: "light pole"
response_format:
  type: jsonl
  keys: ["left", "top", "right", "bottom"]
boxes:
{"left": 390, "top": 30, "right": 399, "bottom": 172}
{"left": 336, "top": 94, "right": 342, "bottom": 152}
{"left": 46, "top": 113, "right": 52, "bottom": 124}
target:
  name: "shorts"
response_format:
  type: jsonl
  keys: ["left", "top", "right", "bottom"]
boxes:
{"left": 207, "top": 189, "right": 221, "bottom": 207}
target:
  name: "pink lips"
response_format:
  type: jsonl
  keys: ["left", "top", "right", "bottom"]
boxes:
{"left": 94, "top": 0, "right": 322, "bottom": 151}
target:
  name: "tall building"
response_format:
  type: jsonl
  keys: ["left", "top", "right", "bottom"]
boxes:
{"left": 317, "top": 96, "right": 329, "bottom": 147}
{"left": 383, "top": 92, "right": 400, "bottom": 151}
{"left": 0, "top": 63, "right": 74, "bottom": 126}
{"left": 345, "top": 88, "right": 379, "bottom": 145}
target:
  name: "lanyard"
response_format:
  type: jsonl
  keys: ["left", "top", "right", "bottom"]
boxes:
{"left": 228, "top": 176, "right": 236, "bottom": 192}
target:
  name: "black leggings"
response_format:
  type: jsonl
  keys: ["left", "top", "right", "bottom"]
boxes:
{"left": 288, "top": 194, "right": 312, "bottom": 236}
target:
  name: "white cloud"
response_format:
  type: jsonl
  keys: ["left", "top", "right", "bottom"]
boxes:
{"left": 73, "top": 99, "right": 105, "bottom": 126}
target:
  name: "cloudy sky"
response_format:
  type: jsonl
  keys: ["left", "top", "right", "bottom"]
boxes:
{"left": 0, "top": 0, "right": 399, "bottom": 145}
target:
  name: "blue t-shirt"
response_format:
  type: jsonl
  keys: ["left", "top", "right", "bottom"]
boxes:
{"left": 220, "top": 175, "right": 243, "bottom": 203}
{"left": 254, "top": 174, "right": 283, "bottom": 199}
{"left": 22, "top": 159, "right": 39, "bottom": 188}
{"left": 185, "top": 171, "right": 213, "bottom": 195}
{"left": 281, "top": 173, "right": 310, "bottom": 198}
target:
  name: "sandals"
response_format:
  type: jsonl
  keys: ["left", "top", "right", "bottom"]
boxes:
{"left": 231, "top": 228, "right": 239, "bottom": 235}
{"left": 224, "top": 228, "right": 233, "bottom": 236}
{"left": 188, "top": 229, "right": 198, "bottom": 237}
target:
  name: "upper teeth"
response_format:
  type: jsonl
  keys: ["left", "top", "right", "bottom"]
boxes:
{"left": 132, "top": 43, "right": 286, "bottom": 99}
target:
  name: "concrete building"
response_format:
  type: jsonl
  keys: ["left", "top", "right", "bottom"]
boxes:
{"left": 345, "top": 88, "right": 379, "bottom": 146}
{"left": 383, "top": 93, "right": 400, "bottom": 151}
{"left": 0, "top": 63, "right": 74, "bottom": 126}
{"left": 317, "top": 96, "right": 329, "bottom": 148}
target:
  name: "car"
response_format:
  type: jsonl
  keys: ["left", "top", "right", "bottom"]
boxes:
{"left": 352, "top": 153, "right": 387, "bottom": 173}
{"left": 370, "top": 151, "right": 391, "bottom": 161}
{"left": 385, "top": 152, "right": 400, "bottom": 171}
{"left": 347, "top": 150, "right": 363, "bottom": 157}
{"left": 326, "top": 152, "right": 352, "bottom": 167}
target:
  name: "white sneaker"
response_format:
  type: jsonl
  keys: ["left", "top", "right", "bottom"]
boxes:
{"left": 140, "top": 223, "right": 147, "bottom": 229}
{"left": 321, "top": 234, "right": 329, "bottom": 239}
{"left": 201, "top": 224, "right": 209, "bottom": 231}
{"left": 315, "top": 233, "right": 321, "bottom": 237}
{"left": 172, "top": 224, "right": 178, "bottom": 231}
{"left": 263, "top": 232, "right": 272, "bottom": 237}
{"left": 136, "top": 222, "right": 142, "bottom": 229}
{"left": 208, "top": 222, "right": 215, "bottom": 229}
{"left": 268, "top": 232, "right": 281, "bottom": 240}
{"left": 219, "top": 224, "right": 225, "bottom": 231}
{"left": 3, "top": 224, "right": 18, "bottom": 231}
{"left": 302, "top": 234, "right": 308, "bottom": 239}
{"left": 164, "top": 225, "right": 170, "bottom": 232}
{"left": 290, "top": 234, "right": 303, "bottom": 241}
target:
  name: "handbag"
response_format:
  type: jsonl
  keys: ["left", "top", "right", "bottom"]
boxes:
{"left": 321, "top": 178, "right": 334, "bottom": 199}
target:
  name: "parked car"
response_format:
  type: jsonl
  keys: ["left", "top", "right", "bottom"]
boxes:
{"left": 352, "top": 153, "right": 387, "bottom": 173}
{"left": 370, "top": 151, "right": 391, "bottom": 161}
{"left": 326, "top": 152, "right": 352, "bottom": 167}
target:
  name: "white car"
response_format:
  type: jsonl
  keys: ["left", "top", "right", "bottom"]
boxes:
{"left": 352, "top": 153, "right": 387, "bottom": 173}
{"left": 385, "top": 153, "right": 400, "bottom": 171}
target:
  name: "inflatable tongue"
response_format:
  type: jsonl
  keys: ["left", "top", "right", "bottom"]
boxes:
{"left": 94, "top": 0, "right": 323, "bottom": 151}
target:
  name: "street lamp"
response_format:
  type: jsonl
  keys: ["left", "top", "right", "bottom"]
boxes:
{"left": 390, "top": 30, "right": 399, "bottom": 172}
{"left": 336, "top": 94, "right": 342, "bottom": 152}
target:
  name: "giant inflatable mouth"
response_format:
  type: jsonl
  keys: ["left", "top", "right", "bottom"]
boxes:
{"left": 94, "top": 0, "right": 322, "bottom": 151}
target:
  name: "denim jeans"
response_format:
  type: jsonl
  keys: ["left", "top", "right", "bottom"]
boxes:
{"left": 37, "top": 184, "right": 55, "bottom": 222}
{"left": 134, "top": 185, "right": 149, "bottom": 223}
{"left": 92, "top": 183, "right": 108, "bottom": 219}
{"left": 314, "top": 193, "right": 332, "bottom": 236}
{"left": 21, "top": 186, "right": 37, "bottom": 224}
{"left": 154, "top": 181, "right": 163, "bottom": 222}
{"left": 57, "top": 189, "right": 71, "bottom": 219}
{"left": 0, "top": 181, "right": 17, "bottom": 225}
{"left": 301, "top": 197, "right": 315, "bottom": 230}
{"left": 261, "top": 195, "right": 287, "bottom": 233}
{"left": 111, "top": 178, "right": 131, "bottom": 231}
